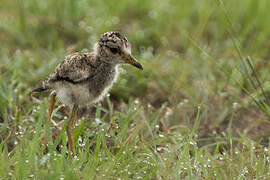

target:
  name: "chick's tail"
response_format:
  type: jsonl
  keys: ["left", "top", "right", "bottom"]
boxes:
{"left": 29, "top": 81, "right": 51, "bottom": 100}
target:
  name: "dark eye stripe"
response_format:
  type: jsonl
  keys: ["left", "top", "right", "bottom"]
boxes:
{"left": 109, "top": 47, "right": 118, "bottom": 54}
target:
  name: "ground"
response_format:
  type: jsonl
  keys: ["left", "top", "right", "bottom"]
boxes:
{"left": 0, "top": 0, "right": 270, "bottom": 179}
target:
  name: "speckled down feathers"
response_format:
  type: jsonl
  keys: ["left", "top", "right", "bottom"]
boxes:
{"left": 36, "top": 31, "right": 137, "bottom": 106}
{"left": 48, "top": 52, "right": 96, "bottom": 83}
{"left": 99, "top": 32, "right": 130, "bottom": 50}
{"left": 45, "top": 52, "right": 119, "bottom": 106}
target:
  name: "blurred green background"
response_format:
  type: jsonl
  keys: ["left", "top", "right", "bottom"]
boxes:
{"left": 1, "top": 0, "right": 269, "bottom": 138}
{"left": 0, "top": 0, "right": 270, "bottom": 178}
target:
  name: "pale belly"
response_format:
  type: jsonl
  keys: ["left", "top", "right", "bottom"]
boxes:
{"left": 53, "top": 65, "right": 120, "bottom": 106}
{"left": 54, "top": 77, "right": 117, "bottom": 106}
{"left": 55, "top": 83, "right": 95, "bottom": 106}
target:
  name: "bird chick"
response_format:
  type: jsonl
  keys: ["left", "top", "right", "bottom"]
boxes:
{"left": 31, "top": 31, "right": 143, "bottom": 156}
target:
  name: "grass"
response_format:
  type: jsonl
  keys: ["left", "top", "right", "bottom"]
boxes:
{"left": 0, "top": 0, "right": 270, "bottom": 179}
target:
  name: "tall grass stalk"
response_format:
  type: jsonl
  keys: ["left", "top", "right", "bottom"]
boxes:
{"left": 217, "top": 0, "right": 270, "bottom": 117}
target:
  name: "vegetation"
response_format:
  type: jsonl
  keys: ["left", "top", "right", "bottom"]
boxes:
{"left": 0, "top": 0, "right": 270, "bottom": 179}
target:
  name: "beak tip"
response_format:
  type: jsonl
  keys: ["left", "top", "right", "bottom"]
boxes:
{"left": 125, "top": 54, "right": 143, "bottom": 70}
{"left": 137, "top": 63, "right": 143, "bottom": 70}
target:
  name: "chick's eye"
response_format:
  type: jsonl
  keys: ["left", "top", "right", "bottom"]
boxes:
{"left": 110, "top": 47, "right": 118, "bottom": 54}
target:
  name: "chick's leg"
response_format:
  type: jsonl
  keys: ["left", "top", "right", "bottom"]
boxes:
{"left": 66, "top": 104, "right": 79, "bottom": 156}
{"left": 48, "top": 91, "right": 57, "bottom": 122}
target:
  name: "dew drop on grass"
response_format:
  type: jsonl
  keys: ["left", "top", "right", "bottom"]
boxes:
{"left": 221, "top": 131, "right": 226, "bottom": 137}
{"left": 189, "top": 141, "right": 194, "bottom": 145}
{"left": 78, "top": 21, "right": 86, "bottom": 28}
{"left": 232, "top": 102, "right": 238, "bottom": 109}
{"left": 155, "top": 125, "right": 159, "bottom": 129}
{"left": 95, "top": 118, "right": 101, "bottom": 125}
{"left": 134, "top": 99, "right": 139, "bottom": 104}
{"left": 25, "top": 160, "right": 29, "bottom": 163}
{"left": 165, "top": 111, "right": 170, "bottom": 118}
{"left": 15, "top": 49, "right": 21, "bottom": 54}
{"left": 217, "top": 157, "right": 223, "bottom": 161}
{"left": 159, "top": 134, "right": 164, "bottom": 138}
{"left": 105, "top": 134, "right": 111, "bottom": 138}
{"left": 73, "top": 156, "right": 79, "bottom": 161}
{"left": 40, "top": 154, "right": 50, "bottom": 164}
{"left": 178, "top": 102, "right": 184, "bottom": 107}
{"left": 78, "top": 136, "right": 82, "bottom": 143}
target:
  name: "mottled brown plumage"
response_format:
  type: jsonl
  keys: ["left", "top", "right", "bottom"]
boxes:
{"left": 34, "top": 31, "right": 142, "bottom": 106}
{"left": 46, "top": 52, "right": 116, "bottom": 105}
{"left": 31, "top": 31, "right": 143, "bottom": 156}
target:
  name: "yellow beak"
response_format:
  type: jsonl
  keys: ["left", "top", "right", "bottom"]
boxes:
{"left": 123, "top": 53, "right": 143, "bottom": 70}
